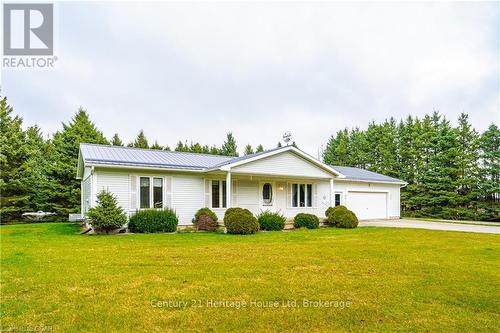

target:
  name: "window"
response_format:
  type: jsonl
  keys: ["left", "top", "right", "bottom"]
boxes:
{"left": 153, "top": 178, "right": 163, "bottom": 208}
{"left": 291, "top": 183, "right": 313, "bottom": 208}
{"left": 211, "top": 180, "right": 227, "bottom": 208}
{"left": 140, "top": 177, "right": 163, "bottom": 209}
{"left": 262, "top": 183, "right": 273, "bottom": 205}
{"left": 140, "top": 177, "right": 150, "bottom": 209}
{"left": 335, "top": 193, "right": 341, "bottom": 206}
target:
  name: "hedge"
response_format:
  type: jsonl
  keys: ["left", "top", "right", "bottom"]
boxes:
{"left": 128, "top": 208, "right": 178, "bottom": 233}
{"left": 224, "top": 208, "right": 259, "bottom": 234}
{"left": 294, "top": 213, "right": 320, "bottom": 229}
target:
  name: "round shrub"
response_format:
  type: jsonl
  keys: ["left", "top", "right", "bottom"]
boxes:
{"left": 326, "top": 205, "right": 349, "bottom": 226}
{"left": 194, "top": 207, "right": 218, "bottom": 224}
{"left": 223, "top": 208, "right": 259, "bottom": 235}
{"left": 128, "top": 208, "right": 178, "bottom": 233}
{"left": 294, "top": 213, "right": 320, "bottom": 229}
{"left": 325, "top": 205, "right": 348, "bottom": 218}
{"left": 197, "top": 214, "right": 218, "bottom": 232}
{"left": 257, "top": 210, "right": 286, "bottom": 231}
{"left": 328, "top": 209, "right": 358, "bottom": 228}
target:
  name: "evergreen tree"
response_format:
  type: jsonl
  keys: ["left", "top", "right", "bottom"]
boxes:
{"left": 479, "top": 124, "right": 500, "bottom": 220}
{"left": 21, "top": 125, "right": 47, "bottom": 212}
{"left": 0, "top": 97, "right": 29, "bottom": 220}
{"left": 175, "top": 140, "right": 189, "bottom": 152}
{"left": 43, "top": 108, "right": 108, "bottom": 216}
{"left": 244, "top": 144, "right": 254, "bottom": 155}
{"left": 255, "top": 144, "right": 264, "bottom": 153}
{"left": 150, "top": 141, "right": 163, "bottom": 150}
{"left": 277, "top": 141, "right": 283, "bottom": 148}
{"left": 221, "top": 132, "right": 238, "bottom": 157}
{"left": 111, "top": 133, "right": 123, "bottom": 146}
{"left": 129, "top": 130, "right": 149, "bottom": 149}
{"left": 87, "top": 190, "right": 127, "bottom": 233}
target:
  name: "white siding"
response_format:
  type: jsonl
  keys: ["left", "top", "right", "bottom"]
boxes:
{"left": 171, "top": 175, "right": 204, "bottom": 225}
{"left": 95, "top": 171, "right": 130, "bottom": 212}
{"left": 334, "top": 180, "right": 401, "bottom": 219}
{"left": 234, "top": 180, "right": 259, "bottom": 214}
{"left": 233, "top": 151, "right": 332, "bottom": 178}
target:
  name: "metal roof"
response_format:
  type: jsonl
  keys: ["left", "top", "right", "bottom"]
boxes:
{"left": 80, "top": 144, "right": 233, "bottom": 170}
{"left": 330, "top": 165, "right": 405, "bottom": 184}
{"left": 79, "top": 143, "right": 405, "bottom": 184}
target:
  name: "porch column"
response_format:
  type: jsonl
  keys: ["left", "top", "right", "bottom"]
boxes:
{"left": 330, "top": 178, "right": 335, "bottom": 206}
{"left": 226, "top": 171, "right": 231, "bottom": 209}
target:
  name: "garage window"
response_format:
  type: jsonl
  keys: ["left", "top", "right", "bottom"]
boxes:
{"left": 291, "top": 183, "right": 313, "bottom": 208}
{"left": 335, "top": 193, "right": 342, "bottom": 206}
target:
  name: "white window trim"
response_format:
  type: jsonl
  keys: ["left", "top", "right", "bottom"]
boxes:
{"left": 289, "top": 182, "right": 315, "bottom": 208}
{"left": 138, "top": 176, "right": 164, "bottom": 209}
{"left": 259, "top": 181, "right": 276, "bottom": 207}
{"left": 209, "top": 179, "right": 227, "bottom": 209}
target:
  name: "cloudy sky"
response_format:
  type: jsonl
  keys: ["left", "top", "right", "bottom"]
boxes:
{"left": 2, "top": 1, "right": 499, "bottom": 156}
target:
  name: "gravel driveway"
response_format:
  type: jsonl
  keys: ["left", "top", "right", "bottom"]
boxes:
{"left": 359, "top": 219, "right": 500, "bottom": 234}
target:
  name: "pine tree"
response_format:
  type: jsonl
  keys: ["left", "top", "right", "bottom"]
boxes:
{"left": 255, "top": 144, "right": 264, "bottom": 153}
{"left": 129, "top": 130, "right": 149, "bottom": 148}
{"left": 0, "top": 97, "right": 29, "bottom": 220}
{"left": 455, "top": 113, "right": 480, "bottom": 212}
{"left": 21, "top": 125, "right": 47, "bottom": 212}
{"left": 277, "top": 141, "right": 283, "bottom": 148}
{"left": 43, "top": 108, "right": 108, "bottom": 216}
{"left": 150, "top": 141, "right": 163, "bottom": 150}
{"left": 221, "top": 132, "right": 238, "bottom": 157}
{"left": 111, "top": 133, "right": 123, "bottom": 146}
{"left": 87, "top": 190, "right": 127, "bottom": 233}
{"left": 244, "top": 144, "right": 254, "bottom": 155}
{"left": 479, "top": 124, "right": 500, "bottom": 220}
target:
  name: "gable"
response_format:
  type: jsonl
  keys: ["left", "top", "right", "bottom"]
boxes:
{"left": 231, "top": 151, "right": 333, "bottom": 178}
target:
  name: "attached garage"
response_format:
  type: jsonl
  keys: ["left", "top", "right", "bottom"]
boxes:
{"left": 346, "top": 191, "right": 388, "bottom": 220}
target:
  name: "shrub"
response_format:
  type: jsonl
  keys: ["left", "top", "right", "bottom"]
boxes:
{"left": 128, "top": 208, "right": 178, "bottom": 233}
{"left": 223, "top": 208, "right": 259, "bottom": 235}
{"left": 326, "top": 205, "right": 350, "bottom": 226}
{"left": 215, "top": 227, "right": 226, "bottom": 234}
{"left": 194, "top": 208, "right": 218, "bottom": 224}
{"left": 257, "top": 210, "right": 286, "bottom": 231}
{"left": 328, "top": 209, "right": 359, "bottom": 228}
{"left": 325, "top": 205, "right": 348, "bottom": 218}
{"left": 294, "top": 213, "right": 320, "bottom": 229}
{"left": 197, "top": 214, "right": 219, "bottom": 232}
{"left": 87, "top": 190, "right": 127, "bottom": 234}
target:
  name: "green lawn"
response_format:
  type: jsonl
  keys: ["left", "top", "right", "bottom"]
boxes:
{"left": 1, "top": 223, "right": 499, "bottom": 332}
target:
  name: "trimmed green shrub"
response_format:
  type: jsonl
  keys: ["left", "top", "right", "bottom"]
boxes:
{"left": 223, "top": 208, "right": 259, "bottom": 235}
{"left": 326, "top": 205, "right": 349, "bottom": 226}
{"left": 87, "top": 190, "right": 127, "bottom": 234}
{"left": 325, "top": 205, "right": 348, "bottom": 218}
{"left": 294, "top": 213, "right": 320, "bottom": 229}
{"left": 128, "top": 208, "right": 178, "bottom": 233}
{"left": 197, "top": 214, "right": 218, "bottom": 232}
{"left": 328, "top": 209, "right": 359, "bottom": 228}
{"left": 194, "top": 208, "right": 218, "bottom": 224}
{"left": 215, "top": 227, "right": 226, "bottom": 234}
{"left": 257, "top": 210, "right": 286, "bottom": 231}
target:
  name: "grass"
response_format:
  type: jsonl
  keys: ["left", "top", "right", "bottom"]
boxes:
{"left": 1, "top": 223, "right": 499, "bottom": 332}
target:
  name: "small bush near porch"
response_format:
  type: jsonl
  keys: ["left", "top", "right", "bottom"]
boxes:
{"left": 1, "top": 223, "right": 498, "bottom": 332}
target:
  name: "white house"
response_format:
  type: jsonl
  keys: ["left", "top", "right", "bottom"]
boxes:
{"left": 77, "top": 143, "right": 406, "bottom": 224}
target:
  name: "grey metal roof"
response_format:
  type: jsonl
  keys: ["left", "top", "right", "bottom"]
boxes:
{"left": 79, "top": 143, "right": 405, "bottom": 184}
{"left": 331, "top": 165, "right": 405, "bottom": 184}
{"left": 80, "top": 144, "right": 233, "bottom": 170}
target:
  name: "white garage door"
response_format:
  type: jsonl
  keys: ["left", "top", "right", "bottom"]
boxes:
{"left": 347, "top": 191, "right": 387, "bottom": 220}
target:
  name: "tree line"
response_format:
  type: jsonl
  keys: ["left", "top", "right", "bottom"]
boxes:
{"left": 323, "top": 112, "right": 499, "bottom": 221}
{"left": 1, "top": 95, "right": 498, "bottom": 222}
{"left": 0, "top": 97, "right": 274, "bottom": 221}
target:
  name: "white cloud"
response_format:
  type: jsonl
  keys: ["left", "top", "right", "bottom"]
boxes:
{"left": 2, "top": 1, "right": 499, "bottom": 154}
